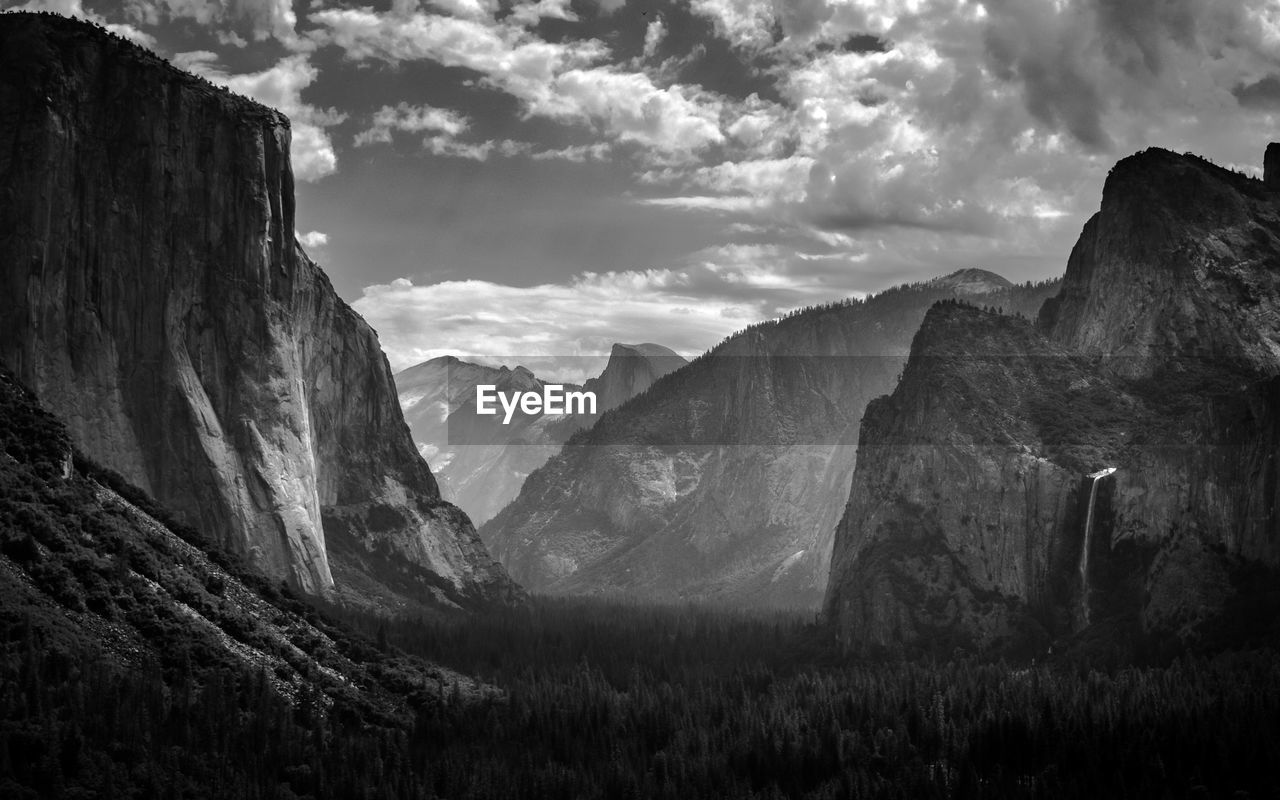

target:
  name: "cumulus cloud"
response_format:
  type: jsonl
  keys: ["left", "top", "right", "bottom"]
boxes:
{"left": 690, "top": 0, "right": 777, "bottom": 51}
{"left": 725, "top": 0, "right": 1280, "bottom": 255}
{"left": 123, "top": 0, "right": 301, "bottom": 47}
{"left": 15, "top": 0, "right": 157, "bottom": 46}
{"left": 297, "top": 230, "right": 328, "bottom": 248}
{"left": 308, "top": 3, "right": 739, "bottom": 163}
{"left": 175, "top": 52, "right": 344, "bottom": 182}
{"left": 508, "top": 0, "right": 579, "bottom": 27}
{"left": 642, "top": 16, "right": 666, "bottom": 60}
{"left": 351, "top": 245, "right": 882, "bottom": 373}
{"left": 354, "top": 102, "right": 471, "bottom": 147}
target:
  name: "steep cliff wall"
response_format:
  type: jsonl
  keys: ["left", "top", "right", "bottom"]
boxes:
{"left": 0, "top": 13, "right": 517, "bottom": 612}
{"left": 484, "top": 275, "right": 1058, "bottom": 609}
{"left": 826, "top": 149, "right": 1280, "bottom": 653}
{"left": 1040, "top": 149, "right": 1280, "bottom": 377}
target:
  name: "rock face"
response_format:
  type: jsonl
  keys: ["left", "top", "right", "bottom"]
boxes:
{"left": 931, "top": 268, "right": 1014, "bottom": 296}
{"left": 582, "top": 343, "right": 689, "bottom": 413}
{"left": 396, "top": 345, "right": 685, "bottom": 525}
{"left": 0, "top": 13, "right": 517, "bottom": 612}
{"left": 825, "top": 148, "right": 1280, "bottom": 654}
{"left": 483, "top": 277, "right": 1058, "bottom": 609}
{"left": 0, "top": 366, "right": 495, "bottom": 714}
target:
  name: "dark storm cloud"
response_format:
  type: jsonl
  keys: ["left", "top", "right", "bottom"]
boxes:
{"left": 1234, "top": 75, "right": 1280, "bottom": 110}
{"left": 841, "top": 33, "right": 888, "bottom": 53}
{"left": 978, "top": 0, "right": 1273, "bottom": 153}
{"left": 980, "top": 0, "right": 1113, "bottom": 152}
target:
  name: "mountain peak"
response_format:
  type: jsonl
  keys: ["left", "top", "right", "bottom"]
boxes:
{"left": 931, "top": 269, "right": 1013, "bottom": 295}
{"left": 609, "top": 342, "right": 682, "bottom": 359}
{"left": 587, "top": 343, "right": 688, "bottom": 413}
{"left": 1039, "top": 144, "right": 1280, "bottom": 378}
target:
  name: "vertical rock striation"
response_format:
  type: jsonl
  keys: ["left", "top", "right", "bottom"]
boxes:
{"left": 0, "top": 13, "right": 517, "bottom": 612}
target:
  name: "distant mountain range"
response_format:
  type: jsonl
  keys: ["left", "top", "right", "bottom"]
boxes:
{"left": 395, "top": 344, "right": 686, "bottom": 525}
{"left": 481, "top": 272, "right": 1059, "bottom": 609}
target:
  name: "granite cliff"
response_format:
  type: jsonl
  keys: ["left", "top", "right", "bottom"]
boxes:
{"left": 0, "top": 367, "right": 492, "bottom": 714}
{"left": 0, "top": 13, "right": 517, "bottom": 612}
{"left": 582, "top": 343, "right": 689, "bottom": 414}
{"left": 483, "top": 275, "right": 1058, "bottom": 609}
{"left": 825, "top": 148, "right": 1280, "bottom": 654}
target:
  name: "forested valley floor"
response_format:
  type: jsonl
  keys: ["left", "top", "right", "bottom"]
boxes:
{"left": 3, "top": 592, "right": 1279, "bottom": 799}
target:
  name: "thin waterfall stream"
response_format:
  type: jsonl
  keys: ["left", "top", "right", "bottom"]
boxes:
{"left": 1079, "top": 467, "right": 1117, "bottom": 625}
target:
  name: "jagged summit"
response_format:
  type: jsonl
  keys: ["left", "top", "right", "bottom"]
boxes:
{"left": 931, "top": 268, "right": 1014, "bottom": 295}
{"left": 1039, "top": 145, "right": 1280, "bottom": 378}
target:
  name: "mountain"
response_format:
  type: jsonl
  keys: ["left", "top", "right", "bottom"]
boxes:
{"left": 931, "top": 268, "right": 1014, "bottom": 295}
{"left": 824, "top": 147, "right": 1280, "bottom": 655}
{"left": 395, "top": 344, "right": 686, "bottom": 525}
{"left": 482, "top": 277, "right": 1059, "bottom": 609}
{"left": 582, "top": 343, "right": 689, "bottom": 413}
{"left": 0, "top": 13, "right": 517, "bottom": 613}
{"left": 0, "top": 367, "right": 491, "bottom": 716}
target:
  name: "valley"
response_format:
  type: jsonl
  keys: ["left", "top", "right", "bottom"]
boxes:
{"left": 1, "top": 9, "right": 1278, "bottom": 799}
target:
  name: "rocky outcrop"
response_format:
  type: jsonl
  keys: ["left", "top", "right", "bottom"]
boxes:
{"left": 0, "top": 13, "right": 517, "bottom": 612}
{"left": 1040, "top": 148, "right": 1280, "bottom": 378}
{"left": 931, "top": 268, "right": 1014, "bottom": 296}
{"left": 583, "top": 343, "right": 687, "bottom": 413}
{"left": 396, "top": 346, "right": 686, "bottom": 526}
{"left": 483, "top": 277, "right": 1058, "bottom": 609}
{"left": 826, "top": 148, "right": 1280, "bottom": 654}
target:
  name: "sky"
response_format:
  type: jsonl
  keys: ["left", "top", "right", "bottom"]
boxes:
{"left": 8, "top": 0, "right": 1280, "bottom": 377}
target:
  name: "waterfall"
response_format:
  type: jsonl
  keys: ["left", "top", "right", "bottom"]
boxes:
{"left": 1078, "top": 467, "right": 1116, "bottom": 626}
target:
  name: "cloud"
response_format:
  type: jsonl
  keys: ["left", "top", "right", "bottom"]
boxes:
{"left": 508, "top": 0, "right": 579, "bottom": 27}
{"left": 642, "top": 16, "right": 666, "bottom": 59}
{"left": 297, "top": 230, "right": 328, "bottom": 248}
{"left": 1234, "top": 75, "right": 1280, "bottom": 110}
{"left": 353, "top": 272, "right": 741, "bottom": 377}
{"left": 308, "top": 3, "right": 738, "bottom": 163}
{"left": 174, "top": 52, "right": 343, "bottom": 182}
{"left": 427, "top": 0, "right": 500, "bottom": 21}
{"left": 354, "top": 102, "right": 471, "bottom": 147}
{"left": 130, "top": 0, "right": 302, "bottom": 47}
{"left": 543, "top": 69, "right": 726, "bottom": 159}
{"left": 14, "top": 0, "right": 157, "bottom": 46}
{"left": 690, "top": 0, "right": 777, "bottom": 51}
{"left": 351, "top": 244, "right": 888, "bottom": 373}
